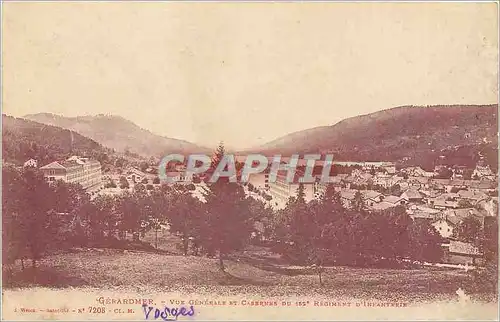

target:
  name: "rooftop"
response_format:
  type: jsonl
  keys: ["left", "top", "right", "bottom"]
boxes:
{"left": 370, "top": 201, "right": 397, "bottom": 211}
{"left": 449, "top": 240, "right": 482, "bottom": 256}
{"left": 384, "top": 195, "right": 402, "bottom": 204}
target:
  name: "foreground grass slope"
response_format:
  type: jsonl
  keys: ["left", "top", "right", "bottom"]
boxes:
{"left": 4, "top": 247, "right": 487, "bottom": 303}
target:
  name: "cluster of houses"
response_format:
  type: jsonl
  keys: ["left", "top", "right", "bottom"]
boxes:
{"left": 249, "top": 161, "right": 498, "bottom": 266}
{"left": 24, "top": 154, "right": 497, "bottom": 266}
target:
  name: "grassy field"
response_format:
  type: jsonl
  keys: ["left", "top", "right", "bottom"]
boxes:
{"left": 4, "top": 246, "right": 490, "bottom": 303}
{"left": 4, "top": 230, "right": 496, "bottom": 306}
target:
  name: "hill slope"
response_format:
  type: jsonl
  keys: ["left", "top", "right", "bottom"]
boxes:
{"left": 254, "top": 105, "right": 498, "bottom": 169}
{"left": 23, "top": 113, "right": 211, "bottom": 158}
{"left": 2, "top": 114, "right": 108, "bottom": 165}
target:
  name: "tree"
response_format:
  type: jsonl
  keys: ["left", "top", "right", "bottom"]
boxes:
{"left": 153, "top": 177, "right": 160, "bottom": 184}
{"left": 306, "top": 185, "right": 346, "bottom": 285}
{"left": 344, "top": 212, "right": 372, "bottom": 266}
{"left": 118, "top": 192, "right": 145, "bottom": 241}
{"left": 119, "top": 176, "right": 129, "bottom": 189}
{"left": 408, "top": 221, "right": 443, "bottom": 263}
{"left": 203, "top": 180, "right": 252, "bottom": 270}
{"left": 458, "top": 199, "right": 473, "bottom": 209}
{"left": 168, "top": 191, "right": 204, "bottom": 255}
{"left": 143, "top": 189, "right": 170, "bottom": 250}
{"left": 283, "top": 184, "right": 315, "bottom": 265}
{"left": 140, "top": 161, "right": 149, "bottom": 172}
{"left": 92, "top": 195, "right": 120, "bottom": 241}
{"left": 247, "top": 198, "right": 274, "bottom": 240}
{"left": 134, "top": 183, "right": 146, "bottom": 194}
{"left": 470, "top": 216, "right": 498, "bottom": 293}
{"left": 455, "top": 216, "right": 481, "bottom": 244}
{"left": 202, "top": 143, "right": 253, "bottom": 271}
{"left": 435, "top": 167, "right": 453, "bottom": 179}
{"left": 115, "top": 157, "right": 127, "bottom": 168}
{"left": 388, "top": 184, "right": 402, "bottom": 196}
{"left": 105, "top": 178, "right": 117, "bottom": 188}
{"left": 52, "top": 181, "right": 89, "bottom": 214}
{"left": 210, "top": 142, "right": 226, "bottom": 170}
{"left": 2, "top": 166, "right": 28, "bottom": 271}
{"left": 387, "top": 206, "right": 412, "bottom": 260}
{"left": 50, "top": 181, "right": 91, "bottom": 247}
{"left": 2, "top": 167, "right": 62, "bottom": 269}
{"left": 463, "top": 169, "right": 474, "bottom": 180}
{"left": 351, "top": 191, "right": 365, "bottom": 213}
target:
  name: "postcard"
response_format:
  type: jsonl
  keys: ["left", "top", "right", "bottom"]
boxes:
{"left": 2, "top": 1, "right": 498, "bottom": 321}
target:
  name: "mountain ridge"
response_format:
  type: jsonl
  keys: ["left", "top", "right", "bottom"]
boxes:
{"left": 249, "top": 104, "right": 498, "bottom": 170}
{"left": 23, "top": 113, "right": 211, "bottom": 158}
{"left": 2, "top": 114, "right": 109, "bottom": 166}
{"left": 257, "top": 104, "right": 498, "bottom": 150}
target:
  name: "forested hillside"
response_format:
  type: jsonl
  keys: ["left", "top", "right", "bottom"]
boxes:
{"left": 2, "top": 115, "right": 109, "bottom": 166}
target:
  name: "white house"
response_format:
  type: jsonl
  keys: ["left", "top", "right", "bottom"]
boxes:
{"left": 39, "top": 156, "right": 102, "bottom": 191}
{"left": 432, "top": 218, "right": 456, "bottom": 238}
{"left": 164, "top": 170, "right": 194, "bottom": 185}
{"left": 23, "top": 158, "right": 38, "bottom": 168}
{"left": 401, "top": 189, "right": 424, "bottom": 203}
{"left": 125, "top": 168, "right": 148, "bottom": 183}
{"left": 472, "top": 164, "right": 494, "bottom": 179}
{"left": 383, "top": 195, "right": 404, "bottom": 206}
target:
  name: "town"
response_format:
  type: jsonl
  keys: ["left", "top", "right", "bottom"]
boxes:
{"left": 2, "top": 2, "right": 498, "bottom": 319}
{"left": 17, "top": 148, "right": 498, "bottom": 269}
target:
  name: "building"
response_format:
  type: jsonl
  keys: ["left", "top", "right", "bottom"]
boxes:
{"left": 383, "top": 163, "right": 397, "bottom": 174}
{"left": 163, "top": 167, "right": 194, "bottom": 184}
{"left": 407, "top": 177, "right": 431, "bottom": 189}
{"left": 431, "top": 218, "right": 457, "bottom": 238}
{"left": 40, "top": 156, "right": 102, "bottom": 191}
{"left": 445, "top": 240, "right": 483, "bottom": 265}
{"left": 431, "top": 199, "right": 459, "bottom": 210}
{"left": 400, "top": 189, "right": 423, "bottom": 203}
{"left": 402, "top": 166, "right": 434, "bottom": 178}
{"left": 451, "top": 165, "right": 468, "bottom": 179}
{"left": 472, "top": 162, "right": 494, "bottom": 179}
{"left": 369, "top": 201, "right": 398, "bottom": 211}
{"left": 467, "top": 180, "right": 497, "bottom": 193}
{"left": 339, "top": 189, "right": 357, "bottom": 208}
{"left": 407, "top": 205, "right": 441, "bottom": 222}
{"left": 23, "top": 158, "right": 38, "bottom": 168}
{"left": 248, "top": 172, "right": 268, "bottom": 191}
{"left": 312, "top": 179, "right": 344, "bottom": 199}
{"left": 443, "top": 208, "right": 488, "bottom": 228}
{"left": 382, "top": 195, "right": 404, "bottom": 206}
{"left": 125, "top": 168, "right": 149, "bottom": 183}
{"left": 267, "top": 168, "right": 314, "bottom": 209}
{"left": 476, "top": 198, "right": 498, "bottom": 217}
{"left": 361, "top": 190, "right": 383, "bottom": 201}
{"left": 456, "top": 190, "right": 489, "bottom": 205}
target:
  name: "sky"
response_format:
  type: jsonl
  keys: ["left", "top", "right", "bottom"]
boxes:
{"left": 2, "top": 2, "right": 498, "bottom": 150}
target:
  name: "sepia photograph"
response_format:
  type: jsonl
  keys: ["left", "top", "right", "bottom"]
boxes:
{"left": 1, "top": 1, "right": 499, "bottom": 321}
